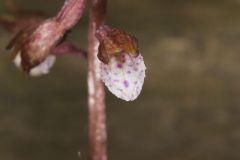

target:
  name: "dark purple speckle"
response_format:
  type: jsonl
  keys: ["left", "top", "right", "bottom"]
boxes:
{"left": 123, "top": 80, "right": 129, "bottom": 88}
{"left": 120, "top": 54, "right": 126, "bottom": 63}
{"left": 117, "top": 64, "right": 123, "bottom": 68}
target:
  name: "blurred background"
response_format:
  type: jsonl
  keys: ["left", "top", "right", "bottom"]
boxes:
{"left": 0, "top": 0, "right": 240, "bottom": 159}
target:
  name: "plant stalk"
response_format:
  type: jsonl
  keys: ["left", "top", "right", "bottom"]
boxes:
{"left": 87, "top": 0, "right": 107, "bottom": 160}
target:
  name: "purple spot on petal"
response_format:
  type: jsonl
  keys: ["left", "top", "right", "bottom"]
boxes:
{"left": 120, "top": 55, "right": 126, "bottom": 63}
{"left": 127, "top": 70, "right": 131, "bottom": 74}
{"left": 134, "top": 67, "right": 138, "bottom": 72}
{"left": 123, "top": 80, "right": 129, "bottom": 88}
{"left": 117, "top": 64, "right": 123, "bottom": 68}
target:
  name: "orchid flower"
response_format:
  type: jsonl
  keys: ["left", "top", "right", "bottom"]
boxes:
{"left": 96, "top": 25, "right": 146, "bottom": 101}
{"left": 0, "top": 0, "right": 86, "bottom": 76}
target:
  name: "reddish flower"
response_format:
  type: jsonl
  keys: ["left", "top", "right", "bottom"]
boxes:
{"left": 7, "top": 19, "right": 65, "bottom": 74}
{"left": 1, "top": 0, "right": 86, "bottom": 76}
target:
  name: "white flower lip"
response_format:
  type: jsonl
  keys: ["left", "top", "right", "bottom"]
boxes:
{"left": 100, "top": 53, "right": 146, "bottom": 101}
{"left": 30, "top": 55, "right": 56, "bottom": 76}
{"left": 13, "top": 53, "right": 56, "bottom": 77}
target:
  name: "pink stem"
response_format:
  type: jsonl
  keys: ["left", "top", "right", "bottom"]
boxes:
{"left": 87, "top": 0, "right": 107, "bottom": 160}
{"left": 51, "top": 41, "right": 87, "bottom": 58}
{"left": 56, "top": 0, "right": 86, "bottom": 31}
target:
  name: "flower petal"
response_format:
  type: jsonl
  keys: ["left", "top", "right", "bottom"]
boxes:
{"left": 13, "top": 53, "right": 56, "bottom": 76}
{"left": 100, "top": 53, "right": 146, "bottom": 101}
{"left": 29, "top": 55, "right": 56, "bottom": 76}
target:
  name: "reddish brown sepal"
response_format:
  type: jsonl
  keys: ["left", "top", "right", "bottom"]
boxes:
{"left": 96, "top": 25, "right": 139, "bottom": 64}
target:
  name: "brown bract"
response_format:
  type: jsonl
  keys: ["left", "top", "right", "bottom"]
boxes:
{"left": 95, "top": 25, "right": 139, "bottom": 64}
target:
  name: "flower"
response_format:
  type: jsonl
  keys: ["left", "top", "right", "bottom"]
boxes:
{"left": 96, "top": 25, "right": 146, "bottom": 101}
{"left": 4, "top": 18, "right": 87, "bottom": 76}
{"left": 6, "top": 19, "right": 66, "bottom": 75}
{"left": 13, "top": 53, "right": 56, "bottom": 77}
{"left": 1, "top": 0, "right": 86, "bottom": 76}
